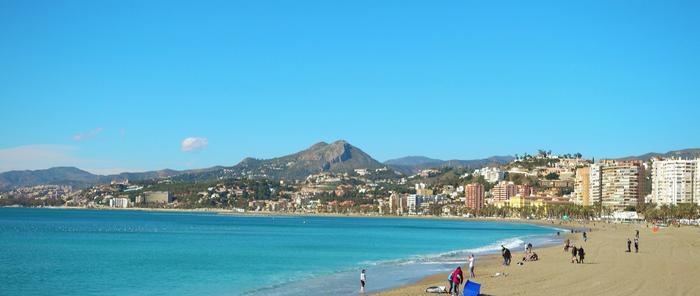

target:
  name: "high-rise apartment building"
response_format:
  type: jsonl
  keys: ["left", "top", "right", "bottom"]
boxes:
{"left": 465, "top": 183, "right": 485, "bottom": 211}
{"left": 492, "top": 181, "right": 516, "bottom": 201}
{"left": 574, "top": 167, "right": 591, "bottom": 206}
{"left": 650, "top": 159, "right": 700, "bottom": 206}
{"left": 597, "top": 160, "right": 644, "bottom": 211}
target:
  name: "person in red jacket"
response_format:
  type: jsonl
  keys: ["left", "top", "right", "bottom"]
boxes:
{"left": 450, "top": 266, "right": 463, "bottom": 296}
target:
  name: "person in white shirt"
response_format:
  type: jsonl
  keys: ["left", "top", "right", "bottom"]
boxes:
{"left": 360, "top": 269, "right": 366, "bottom": 293}
{"left": 468, "top": 254, "right": 475, "bottom": 278}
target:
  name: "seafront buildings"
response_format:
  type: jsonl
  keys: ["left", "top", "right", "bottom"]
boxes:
{"left": 574, "top": 167, "right": 591, "bottom": 206}
{"left": 650, "top": 158, "right": 700, "bottom": 206}
{"left": 465, "top": 183, "right": 485, "bottom": 211}
{"left": 588, "top": 160, "right": 644, "bottom": 211}
{"left": 492, "top": 181, "right": 516, "bottom": 201}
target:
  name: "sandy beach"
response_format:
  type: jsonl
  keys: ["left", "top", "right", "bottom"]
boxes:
{"left": 374, "top": 221, "right": 700, "bottom": 296}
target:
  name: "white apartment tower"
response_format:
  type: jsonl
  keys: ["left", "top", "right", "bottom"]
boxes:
{"left": 650, "top": 159, "right": 700, "bottom": 206}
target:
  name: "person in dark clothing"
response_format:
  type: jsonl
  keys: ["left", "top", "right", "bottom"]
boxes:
{"left": 504, "top": 248, "right": 512, "bottom": 266}
{"left": 626, "top": 238, "right": 632, "bottom": 252}
{"left": 578, "top": 247, "right": 585, "bottom": 263}
{"left": 635, "top": 230, "right": 640, "bottom": 239}
{"left": 634, "top": 238, "right": 639, "bottom": 253}
{"left": 571, "top": 246, "right": 578, "bottom": 263}
{"left": 583, "top": 231, "right": 587, "bottom": 242}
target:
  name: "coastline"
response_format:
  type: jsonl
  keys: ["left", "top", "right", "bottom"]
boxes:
{"left": 373, "top": 221, "right": 700, "bottom": 296}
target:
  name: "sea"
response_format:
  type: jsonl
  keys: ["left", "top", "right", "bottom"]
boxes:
{"left": 0, "top": 208, "right": 561, "bottom": 296}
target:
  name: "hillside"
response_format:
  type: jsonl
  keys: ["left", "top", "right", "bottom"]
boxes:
{"left": 229, "top": 140, "right": 386, "bottom": 180}
{"left": 385, "top": 155, "right": 514, "bottom": 174}
{"left": 616, "top": 148, "right": 700, "bottom": 161}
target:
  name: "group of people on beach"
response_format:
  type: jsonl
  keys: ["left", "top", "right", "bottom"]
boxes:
{"left": 563, "top": 235, "right": 585, "bottom": 264}
{"left": 445, "top": 254, "right": 476, "bottom": 296}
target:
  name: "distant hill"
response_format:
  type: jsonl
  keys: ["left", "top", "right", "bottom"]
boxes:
{"left": 616, "top": 148, "right": 700, "bottom": 161}
{"left": 385, "top": 155, "right": 514, "bottom": 174}
{"left": 229, "top": 140, "right": 386, "bottom": 180}
{"left": 0, "top": 167, "right": 220, "bottom": 190}
{"left": 0, "top": 140, "right": 387, "bottom": 189}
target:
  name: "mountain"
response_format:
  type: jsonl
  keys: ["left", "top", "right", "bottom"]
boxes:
{"left": 385, "top": 155, "right": 515, "bottom": 174}
{"left": 616, "top": 148, "right": 700, "bottom": 161}
{"left": 229, "top": 140, "right": 386, "bottom": 180}
{"left": 0, "top": 167, "right": 217, "bottom": 190}
{"left": 0, "top": 167, "right": 101, "bottom": 190}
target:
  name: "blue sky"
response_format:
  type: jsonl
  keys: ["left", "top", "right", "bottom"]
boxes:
{"left": 1, "top": 0, "right": 699, "bottom": 174}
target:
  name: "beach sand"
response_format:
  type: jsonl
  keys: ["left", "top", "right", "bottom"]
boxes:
{"left": 374, "top": 222, "right": 700, "bottom": 296}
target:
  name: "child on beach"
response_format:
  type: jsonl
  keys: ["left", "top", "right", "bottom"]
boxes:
{"left": 360, "top": 269, "right": 366, "bottom": 293}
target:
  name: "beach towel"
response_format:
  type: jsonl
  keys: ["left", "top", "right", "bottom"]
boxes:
{"left": 425, "top": 286, "right": 447, "bottom": 293}
{"left": 462, "top": 280, "right": 481, "bottom": 296}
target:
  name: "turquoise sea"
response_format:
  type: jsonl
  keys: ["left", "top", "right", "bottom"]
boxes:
{"left": 0, "top": 208, "right": 559, "bottom": 295}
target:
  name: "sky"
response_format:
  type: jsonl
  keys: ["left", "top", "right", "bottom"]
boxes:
{"left": 1, "top": 0, "right": 699, "bottom": 174}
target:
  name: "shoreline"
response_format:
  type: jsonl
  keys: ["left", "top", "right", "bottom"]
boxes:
{"left": 373, "top": 221, "right": 700, "bottom": 296}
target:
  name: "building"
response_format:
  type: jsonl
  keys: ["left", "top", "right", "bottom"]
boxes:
{"left": 574, "top": 167, "right": 591, "bottom": 206}
{"left": 465, "top": 183, "right": 485, "bottom": 211}
{"left": 389, "top": 193, "right": 407, "bottom": 215}
{"left": 589, "top": 164, "right": 602, "bottom": 204}
{"left": 143, "top": 191, "right": 173, "bottom": 204}
{"left": 516, "top": 184, "right": 535, "bottom": 197}
{"left": 109, "top": 197, "right": 129, "bottom": 208}
{"left": 493, "top": 194, "right": 573, "bottom": 216}
{"left": 407, "top": 194, "right": 420, "bottom": 214}
{"left": 596, "top": 160, "right": 645, "bottom": 211}
{"left": 650, "top": 159, "right": 700, "bottom": 206}
{"left": 491, "top": 181, "right": 516, "bottom": 201}
{"left": 474, "top": 167, "right": 504, "bottom": 183}
{"left": 415, "top": 183, "right": 434, "bottom": 196}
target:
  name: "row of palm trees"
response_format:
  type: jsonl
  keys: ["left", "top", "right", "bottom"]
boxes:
{"left": 469, "top": 203, "right": 700, "bottom": 222}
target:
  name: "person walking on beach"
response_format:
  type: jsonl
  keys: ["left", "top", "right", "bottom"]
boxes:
{"left": 634, "top": 238, "right": 639, "bottom": 253}
{"left": 571, "top": 246, "right": 578, "bottom": 263}
{"left": 501, "top": 245, "right": 507, "bottom": 265}
{"left": 583, "top": 231, "right": 587, "bottom": 242}
{"left": 360, "top": 269, "right": 366, "bottom": 293}
{"left": 468, "top": 254, "right": 476, "bottom": 278}
{"left": 564, "top": 238, "right": 570, "bottom": 251}
{"left": 626, "top": 238, "right": 632, "bottom": 252}
{"left": 636, "top": 229, "right": 640, "bottom": 239}
{"left": 578, "top": 246, "right": 585, "bottom": 264}
{"left": 504, "top": 247, "right": 512, "bottom": 266}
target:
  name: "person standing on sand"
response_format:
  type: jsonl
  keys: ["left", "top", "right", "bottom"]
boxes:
{"left": 504, "top": 247, "right": 512, "bottom": 266}
{"left": 360, "top": 269, "right": 366, "bottom": 293}
{"left": 636, "top": 229, "right": 640, "bottom": 239}
{"left": 501, "top": 245, "right": 507, "bottom": 265}
{"left": 583, "top": 231, "right": 587, "bottom": 242}
{"left": 571, "top": 246, "right": 578, "bottom": 263}
{"left": 578, "top": 246, "right": 585, "bottom": 263}
{"left": 468, "top": 254, "right": 476, "bottom": 278}
{"left": 634, "top": 238, "right": 639, "bottom": 253}
{"left": 627, "top": 238, "right": 632, "bottom": 252}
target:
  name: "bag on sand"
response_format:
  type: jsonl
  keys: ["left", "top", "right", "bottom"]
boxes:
{"left": 425, "top": 286, "right": 447, "bottom": 293}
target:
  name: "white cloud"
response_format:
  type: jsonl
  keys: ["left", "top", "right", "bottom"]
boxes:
{"left": 181, "top": 137, "right": 208, "bottom": 152}
{"left": 73, "top": 127, "right": 104, "bottom": 141}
